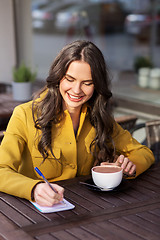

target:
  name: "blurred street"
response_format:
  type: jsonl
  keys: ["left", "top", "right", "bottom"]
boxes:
{"left": 32, "top": 32, "right": 160, "bottom": 79}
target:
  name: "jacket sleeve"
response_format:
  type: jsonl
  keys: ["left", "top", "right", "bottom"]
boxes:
{"left": 112, "top": 122, "right": 155, "bottom": 178}
{"left": 0, "top": 105, "right": 41, "bottom": 200}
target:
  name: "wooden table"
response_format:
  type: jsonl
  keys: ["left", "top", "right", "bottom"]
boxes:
{"left": 0, "top": 94, "right": 21, "bottom": 119}
{"left": 0, "top": 94, "right": 21, "bottom": 140}
{"left": 0, "top": 163, "right": 160, "bottom": 240}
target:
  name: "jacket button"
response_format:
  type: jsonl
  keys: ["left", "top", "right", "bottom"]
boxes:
{"left": 70, "top": 164, "right": 76, "bottom": 169}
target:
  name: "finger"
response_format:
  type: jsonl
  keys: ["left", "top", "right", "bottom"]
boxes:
{"left": 119, "top": 156, "right": 129, "bottom": 169}
{"left": 50, "top": 184, "right": 64, "bottom": 201}
{"left": 100, "top": 162, "right": 109, "bottom": 166}
{"left": 43, "top": 184, "right": 64, "bottom": 203}
{"left": 33, "top": 185, "right": 50, "bottom": 206}
{"left": 124, "top": 161, "right": 136, "bottom": 175}
{"left": 115, "top": 155, "right": 125, "bottom": 166}
{"left": 34, "top": 183, "right": 60, "bottom": 205}
{"left": 124, "top": 160, "right": 133, "bottom": 173}
{"left": 123, "top": 164, "right": 136, "bottom": 177}
{"left": 35, "top": 194, "right": 60, "bottom": 207}
{"left": 51, "top": 184, "right": 64, "bottom": 196}
{"left": 35, "top": 186, "right": 62, "bottom": 206}
{"left": 34, "top": 184, "right": 55, "bottom": 202}
{"left": 129, "top": 164, "right": 136, "bottom": 175}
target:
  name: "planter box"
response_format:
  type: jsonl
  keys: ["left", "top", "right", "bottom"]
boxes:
{"left": 12, "top": 82, "right": 32, "bottom": 101}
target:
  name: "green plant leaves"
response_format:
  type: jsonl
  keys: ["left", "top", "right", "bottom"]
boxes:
{"left": 13, "top": 64, "right": 37, "bottom": 82}
{"left": 134, "top": 56, "right": 153, "bottom": 73}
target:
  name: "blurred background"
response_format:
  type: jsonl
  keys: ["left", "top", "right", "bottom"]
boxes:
{"left": 1, "top": 0, "right": 159, "bottom": 79}
{"left": 0, "top": 0, "right": 160, "bottom": 114}
{"left": 30, "top": 0, "right": 160, "bottom": 79}
{"left": 1, "top": 0, "right": 160, "bottom": 143}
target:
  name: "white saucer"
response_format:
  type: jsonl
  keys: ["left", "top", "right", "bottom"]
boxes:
{"left": 81, "top": 178, "right": 129, "bottom": 192}
{"left": 100, "top": 187, "right": 114, "bottom": 191}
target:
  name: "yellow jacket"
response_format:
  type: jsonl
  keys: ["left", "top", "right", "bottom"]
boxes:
{"left": 0, "top": 101, "right": 155, "bottom": 200}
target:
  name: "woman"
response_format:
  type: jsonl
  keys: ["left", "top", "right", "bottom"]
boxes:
{"left": 0, "top": 40, "right": 155, "bottom": 206}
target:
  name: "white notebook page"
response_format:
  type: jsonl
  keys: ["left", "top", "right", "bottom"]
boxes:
{"left": 30, "top": 198, "right": 75, "bottom": 213}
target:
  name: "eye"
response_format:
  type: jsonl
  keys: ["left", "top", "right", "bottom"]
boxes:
{"left": 65, "top": 76, "right": 74, "bottom": 82}
{"left": 83, "top": 82, "right": 93, "bottom": 86}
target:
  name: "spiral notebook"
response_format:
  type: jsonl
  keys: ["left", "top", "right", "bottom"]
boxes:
{"left": 30, "top": 198, "right": 75, "bottom": 213}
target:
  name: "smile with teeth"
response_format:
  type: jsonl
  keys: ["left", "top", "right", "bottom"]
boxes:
{"left": 67, "top": 93, "right": 84, "bottom": 101}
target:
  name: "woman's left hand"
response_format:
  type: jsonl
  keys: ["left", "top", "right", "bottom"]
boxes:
{"left": 115, "top": 154, "right": 136, "bottom": 177}
{"left": 101, "top": 154, "right": 136, "bottom": 177}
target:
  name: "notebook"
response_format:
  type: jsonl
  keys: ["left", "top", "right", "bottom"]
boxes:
{"left": 30, "top": 198, "right": 75, "bottom": 213}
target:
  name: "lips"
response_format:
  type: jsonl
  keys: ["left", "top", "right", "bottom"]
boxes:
{"left": 67, "top": 93, "right": 84, "bottom": 102}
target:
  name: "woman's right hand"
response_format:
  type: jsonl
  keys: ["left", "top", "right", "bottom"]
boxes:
{"left": 33, "top": 183, "right": 64, "bottom": 207}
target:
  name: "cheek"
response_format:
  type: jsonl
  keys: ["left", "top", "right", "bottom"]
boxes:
{"left": 59, "top": 81, "right": 70, "bottom": 93}
{"left": 86, "top": 87, "right": 94, "bottom": 98}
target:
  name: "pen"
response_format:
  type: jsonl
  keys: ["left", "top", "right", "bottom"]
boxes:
{"left": 35, "top": 167, "right": 66, "bottom": 205}
{"left": 35, "top": 167, "right": 58, "bottom": 193}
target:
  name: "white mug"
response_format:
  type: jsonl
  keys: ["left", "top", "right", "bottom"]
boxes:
{"left": 91, "top": 164, "right": 123, "bottom": 190}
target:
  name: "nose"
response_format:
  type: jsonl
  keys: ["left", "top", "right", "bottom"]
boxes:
{"left": 72, "top": 82, "right": 82, "bottom": 94}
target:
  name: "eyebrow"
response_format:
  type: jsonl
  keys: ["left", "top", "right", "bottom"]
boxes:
{"left": 65, "top": 74, "right": 93, "bottom": 82}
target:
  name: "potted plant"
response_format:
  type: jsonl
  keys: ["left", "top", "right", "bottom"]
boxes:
{"left": 133, "top": 56, "right": 153, "bottom": 73}
{"left": 12, "top": 63, "right": 37, "bottom": 101}
{"left": 133, "top": 56, "right": 153, "bottom": 88}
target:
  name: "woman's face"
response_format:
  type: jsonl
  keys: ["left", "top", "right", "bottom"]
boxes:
{"left": 59, "top": 61, "right": 94, "bottom": 113}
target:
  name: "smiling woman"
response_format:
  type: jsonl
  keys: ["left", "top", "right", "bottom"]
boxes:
{"left": 0, "top": 40, "right": 155, "bottom": 207}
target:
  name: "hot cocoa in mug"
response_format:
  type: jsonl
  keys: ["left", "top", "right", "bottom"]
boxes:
{"left": 93, "top": 166, "right": 121, "bottom": 173}
{"left": 91, "top": 164, "right": 123, "bottom": 190}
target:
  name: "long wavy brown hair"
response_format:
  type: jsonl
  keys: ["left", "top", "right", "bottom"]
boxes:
{"left": 32, "top": 40, "right": 115, "bottom": 164}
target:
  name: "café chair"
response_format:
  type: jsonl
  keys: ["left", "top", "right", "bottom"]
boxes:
{"left": 0, "top": 119, "right": 8, "bottom": 143}
{"left": 130, "top": 120, "right": 160, "bottom": 162}
{"left": 115, "top": 114, "right": 138, "bottom": 131}
{"left": 145, "top": 120, "right": 160, "bottom": 163}
{"left": 0, "top": 83, "right": 7, "bottom": 93}
{"left": 0, "top": 83, "right": 11, "bottom": 93}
